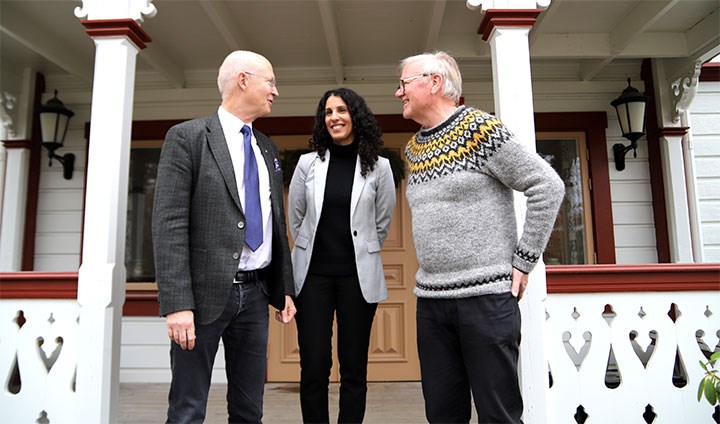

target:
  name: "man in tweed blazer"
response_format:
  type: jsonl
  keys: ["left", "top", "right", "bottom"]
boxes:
{"left": 152, "top": 50, "right": 296, "bottom": 423}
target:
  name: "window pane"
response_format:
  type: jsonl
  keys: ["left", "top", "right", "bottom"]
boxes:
{"left": 126, "top": 147, "right": 160, "bottom": 281}
{"left": 537, "top": 138, "right": 588, "bottom": 265}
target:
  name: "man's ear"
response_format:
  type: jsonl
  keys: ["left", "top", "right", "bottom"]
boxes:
{"left": 430, "top": 74, "right": 443, "bottom": 95}
{"left": 236, "top": 72, "right": 247, "bottom": 90}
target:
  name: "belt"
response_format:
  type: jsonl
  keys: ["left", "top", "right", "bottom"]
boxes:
{"left": 234, "top": 269, "right": 264, "bottom": 284}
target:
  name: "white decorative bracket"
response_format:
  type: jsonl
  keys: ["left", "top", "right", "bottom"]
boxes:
{"left": 1, "top": 91, "right": 17, "bottom": 138}
{"left": 74, "top": 0, "right": 157, "bottom": 22}
{"left": 467, "top": 0, "right": 550, "bottom": 11}
{"left": 671, "top": 60, "right": 702, "bottom": 123}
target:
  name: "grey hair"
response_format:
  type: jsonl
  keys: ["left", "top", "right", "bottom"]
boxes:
{"left": 398, "top": 51, "right": 462, "bottom": 103}
{"left": 217, "top": 50, "right": 269, "bottom": 100}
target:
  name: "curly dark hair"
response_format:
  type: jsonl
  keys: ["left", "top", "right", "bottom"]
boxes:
{"left": 310, "top": 87, "right": 383, "bottom": 178}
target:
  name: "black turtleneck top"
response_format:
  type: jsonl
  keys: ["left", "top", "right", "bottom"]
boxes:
{"left": 308, "top": 141, "right": 359, "bottom": 276}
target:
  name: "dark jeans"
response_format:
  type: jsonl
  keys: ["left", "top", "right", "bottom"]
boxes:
{"left": 417, "top": 293, "right": 523, "bottom": 424}
{"left": 295, "top": 273, "right": 378, "bottom": 424}
{"left": 166, "top": 281, "right": 270, "bottom": 424}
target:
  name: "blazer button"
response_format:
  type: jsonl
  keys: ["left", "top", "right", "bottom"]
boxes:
{"left": 232, "top": 252, "right": 240, "bottom": 260}
{"left": 238, "top": 222, "right": 245, "bottom": 229}
{"left": 353, "top": 230, "right": 358, "bottom": 236}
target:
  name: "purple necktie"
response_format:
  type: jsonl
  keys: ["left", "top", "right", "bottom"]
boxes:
{"left": 241, "top": 125, "right": 263, "bottom": 251}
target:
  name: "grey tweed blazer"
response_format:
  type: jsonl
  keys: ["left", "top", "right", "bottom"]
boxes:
{"left": 152, "top": 113, "right": 294, "bottom": 325}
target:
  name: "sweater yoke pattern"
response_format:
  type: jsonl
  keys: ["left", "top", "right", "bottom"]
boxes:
{"left": 405, "top": 108, "right": 512, "bottom": 186}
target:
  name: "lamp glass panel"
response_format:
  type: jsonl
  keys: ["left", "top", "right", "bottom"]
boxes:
{"left": 39, "top": 112, "right": 70, "bottom": 144}
{"left": 627, "top": 101, "right": 646, "bottom": 133}
{"left": 616, "top": 103, "right": 630, "bottom": 135}
{"left": 55, "top": 114, "right": 70, "bottom": 143}
{"left": 40, "top": 112, "right": 58, "bottom": 143}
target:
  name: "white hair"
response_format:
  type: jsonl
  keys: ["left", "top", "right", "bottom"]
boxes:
{"left": 398, "top": 51, "right": 462, "bottom": 103}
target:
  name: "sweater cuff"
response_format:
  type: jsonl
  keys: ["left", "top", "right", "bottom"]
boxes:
{"left": 512, "top": 247, "right": 540, "bottom": 274}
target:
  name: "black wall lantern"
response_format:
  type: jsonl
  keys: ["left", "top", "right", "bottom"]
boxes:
{"left": 37, "top": 90, "right": 75, "bottom": 179}
{"left": 610, "top": 78, "right": 651, "bottom": 171}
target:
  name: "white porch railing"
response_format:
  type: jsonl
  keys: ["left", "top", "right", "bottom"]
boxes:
{"left": 546, "top": 291, "right": 718, "bottom": 423}
{"left": 1, "top": 266, "right": 719, "bottom": 423}
{"left": 1, "top": 299, "right": 79, "bottom": 424}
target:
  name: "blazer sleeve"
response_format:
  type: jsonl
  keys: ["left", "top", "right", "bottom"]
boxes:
{"left": 375, "top": 158, "right": 396, "bottom": 246}
{"left": 288, "top": 154, "right": 310, "bottom": 241}
{"left": 152, "top": 124, "right": 196, "bottom": 316}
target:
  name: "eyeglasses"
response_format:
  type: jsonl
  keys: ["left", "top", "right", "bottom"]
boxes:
{"left": 243, "top": 71, "right": 277, "bottom": 88}
{"left": 397, "top": 73, "right": 431, "bottom": 94}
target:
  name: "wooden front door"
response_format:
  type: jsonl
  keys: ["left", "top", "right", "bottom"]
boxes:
{"left": 266, "top": 133, "right": 420, "bottom": 382}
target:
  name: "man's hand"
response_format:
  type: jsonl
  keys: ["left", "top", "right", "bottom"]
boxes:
{"left": 275, "top": 295, "right": 297, "bottom": 324}
{"left": 511, "top": 268, "right": 529, "bottom": 300}
{"left": 166, "top": 310, "right": 196, "bottom": 350}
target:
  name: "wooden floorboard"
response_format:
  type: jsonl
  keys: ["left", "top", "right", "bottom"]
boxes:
{"left": 119, "top": 382, "right": 429, "bottom": 423}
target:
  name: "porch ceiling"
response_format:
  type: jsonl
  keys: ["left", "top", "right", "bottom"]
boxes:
{"left": 1, "top": 0, "right": 718, "bottom": 89}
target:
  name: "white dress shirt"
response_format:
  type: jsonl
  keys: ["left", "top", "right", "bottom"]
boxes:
{"left": 218, "top": 106, "right": 272, "bottom": 271}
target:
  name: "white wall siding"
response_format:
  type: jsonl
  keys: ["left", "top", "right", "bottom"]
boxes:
{"left": 606, "top": 116, "right": 659, "bottom": 264}
{"left": 120, "top": 317, "right": 227, "bottom": 383}
{"left": 690, "top": 81, "right": 720, "bottom": 262}
{"left": 33, "top": 114, "right": 87, "bottom": 271}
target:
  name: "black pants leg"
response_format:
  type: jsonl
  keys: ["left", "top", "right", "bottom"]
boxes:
{"left": 166, "top": 282, "right": 269, "bottom": 424}
{"left": 336, "top": 274, "right": 377, "bottom": 423}
{"left": 223, "top": 281, "right": 270, "bottom": 424}
{"left": 296, "top": 274, "right": 336, "bottom": 424}
{"left": 417, "top": 293, "right": 523, "bottom": 424}
{"left": 296, "top": 273, "right": 377, "bottom": 424}
{"left": 417, "top": 297, "right": 472, "bottom": 424}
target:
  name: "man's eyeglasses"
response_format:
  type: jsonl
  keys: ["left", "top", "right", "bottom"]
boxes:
{"left": 397, "top": 73, "right": 431, "bottom": 94}
{"left": 244, "top": 71, "right": 277, "bottom": 88}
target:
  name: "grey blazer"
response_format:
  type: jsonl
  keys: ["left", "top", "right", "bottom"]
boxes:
{"left": 152, "top": 113, "right": 294, "bottom": 325}
{"left": 288, "top": 151, "right": 396, "bottom": 303}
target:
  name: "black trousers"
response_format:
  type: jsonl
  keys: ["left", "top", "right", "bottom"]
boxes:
{"left": 166, "top": 281, "right": 270, "bottom": 424}
{"left": 416, "top": 293, "right": 523, "bottom": 424}
{"left": 295, "top": 273, "right": 378, "bottom": 424}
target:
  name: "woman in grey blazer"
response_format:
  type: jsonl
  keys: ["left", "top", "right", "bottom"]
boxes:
{"left": 288, "top": 88, "right": 396, "bottom": 423}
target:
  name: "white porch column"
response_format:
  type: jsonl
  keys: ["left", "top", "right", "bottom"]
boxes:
{"left": 73, "top": 2, "right": 155, "bottom": 422}
{"left": 650, "top": 59, "right": 702, "bottom": 263}
{"left": 474, "top": 3, "right": 548, "bottom": 423}
{"left": 657, "top": 128, "right": 693, "bottom": 262}
{"left": 0, "top": 69, "right": 36, "bottom": 271}
{"left": 0, "top": 142, "right": 30, "bottom": 270}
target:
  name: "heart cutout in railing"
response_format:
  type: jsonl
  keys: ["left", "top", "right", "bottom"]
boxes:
{"left": 36, "top": 336, "right": 63, "bottom": 373}
{"left": 562, "top": 331, "right": 592, "bottom": 370}
{"left": 629, "top": 330, "right": 656, "bottom": 368}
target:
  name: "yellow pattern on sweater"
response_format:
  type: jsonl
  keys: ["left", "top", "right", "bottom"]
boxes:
{"left": 405, "top": 108, "right": 508, "bottom": 185}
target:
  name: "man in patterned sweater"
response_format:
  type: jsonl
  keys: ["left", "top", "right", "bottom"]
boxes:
{"left": 395, "top": 51, "right": 565, "bottom": 423}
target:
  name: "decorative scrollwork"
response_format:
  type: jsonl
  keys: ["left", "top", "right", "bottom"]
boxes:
{"left": 75, "top": 0, "right": 157, "bottom": 22}
{"left": 1, "top": 90, "right": 17, "bottom": 138}
{"left": 466, "top": 0, "right": 551, "bottom": 11}
{"left": 671, "top": 60, "right": 702, "bottom": 123}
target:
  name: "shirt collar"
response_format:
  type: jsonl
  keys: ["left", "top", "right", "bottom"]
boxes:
{"left": 218, "top": 105, "right": 252, "bottom": 134}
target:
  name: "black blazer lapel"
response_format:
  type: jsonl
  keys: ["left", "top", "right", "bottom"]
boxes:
{"left": 206, "top": 114, "right": 243, "bottom": 212}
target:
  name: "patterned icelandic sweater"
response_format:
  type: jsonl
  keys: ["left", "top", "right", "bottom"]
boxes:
{"left": 405, "top": 106, "right": 565, "bottom": 299}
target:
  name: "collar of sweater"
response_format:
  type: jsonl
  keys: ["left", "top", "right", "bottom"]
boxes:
{"left": 327, "top": 140, "right": 358, "bottom": 158}
{"left": 417, "top": 105, "right": 469, "bottom": 142}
